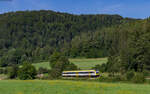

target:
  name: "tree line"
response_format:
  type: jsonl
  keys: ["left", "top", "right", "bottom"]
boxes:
{"left": 0, "top": 52, "right": 78, "bottom": 80}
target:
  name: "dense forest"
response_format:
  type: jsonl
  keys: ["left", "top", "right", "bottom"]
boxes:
{"left": 0, "top": 10, "right": 150, "bottom": 73}
{"left": 0, "top": 10, "right": 134, "bottom": 66}
{"left": 93, "top": 19, "right": 150, "bottom": 73}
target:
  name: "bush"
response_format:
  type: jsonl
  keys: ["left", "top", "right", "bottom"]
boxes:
{"left": 49, "top": 69, "right": 61, "bottom": 79}
{"left": 143, "top": 70, "right": 150, "bottom": 77}
{"left": 38, "top": 67, "right": 49, "bottom": 74}
{"left": 108, "top": 73, "right": 114, "bottom": 77}
{"left": 98, "top": 75, "right": 122, "bottom": 82}
{"left": 98, "top": 76, "right": 107, "bottom": 82}
{"left": 64, "top": 63, "right": 78, "bottom": 71}
{"left": 8, "top": 66, "right": 19, "bottom": 79}
{"left": 49, "top": 61, "right": 63, "bottom": 79}
{"left": 49, "top": 52, "right": 62, "bottom": 68}
{"left": 18, "top": 63, "right": 37, "bottom": 80}
{"left": 0, "top": 69, "right": 4, "bottom": 74}
{"left": 49, "top": 52, "right": 78, "bottom": 79}
{"left": 126, "top": 71, "right": 135, "bottom": 81}
{"left": 0, "top": 57, "right": 8, "bottom": 67}
{"left": 3, "top": 67, "right": 9, "bottom": 74}
{"left": 132, "top": 73, "right": 145, "bottom": 83}
{"left": 92, "top": 64, "right": 106, "bottom": 73}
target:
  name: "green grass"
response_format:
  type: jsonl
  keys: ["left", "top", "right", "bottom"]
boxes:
{"left": 33, "top": 62, "right": 51, "bottom": 69}
{"left": 0, "top": 80, "right": 149, "bottom": 94}
{"left": 70, "top": 58, "right": 107, "bottom": 69}
{"left": 33, "top": 58, "right": 108, "bottom": 70}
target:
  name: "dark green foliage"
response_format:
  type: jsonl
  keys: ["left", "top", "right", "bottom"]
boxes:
{"left": 2, "top": 68, "right": 8, "bottom": 74}
{"left": 0, "top": 10, "right": 133, "bottom": 66}
{"left": 98, "top": 72, "right": 145, "bottom": 83}
{"left": 98, "top": 75, "right": 122, "bottom": 82}
{"left": 8, "top": 66, "right": 19, "bottom": 79}
{"left": 102, "top": 19, "right": 150, "bottom": 74}
{"left": 0, "top": 69, "right": 4, "bottom": 74}
{"left": 143, "top": 70, "right": 150, "bottom": 77}
{"left": 0, "top": 10, "right": 149, "bottom": 82}
{"left": 65, "top": 63, "right": 78, "bottom": 71}
{"left": 125, "top": 71, "right": 145, "bottom": 83}
{"left": 38, "top": 67, "right": 49, "bottom": 74}
{"left": 49, "top": 52, "right": 78, "bottom": 79}
{"left": 91, "top": 19, "right": 150, "bottom": 83}
{"left": 0, "top": 48, "right": 26, "bottom": 67}
{"left": 49, "top": 52, "right": 78, "bottom": 70}
{"left": 92, "top": 64, "right": 106, "bottom": 73}
{"left": 132, "top": 73, "right": 145, "bottom": 83}
{"left": 126, "top": 71, "right": 135, "bottom": 81}
{"left": 49, "top": 52, "right": 62, "bottom": 68}
{"left": 18, "top": 63, "right": 37, "bottom": 80}
{"left": 49, "top": 61, "right": 64, "bottom": 79}
{"left": 0, "top": 59, "right": 7, "bottom": 67}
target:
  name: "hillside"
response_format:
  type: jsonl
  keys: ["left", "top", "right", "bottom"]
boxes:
{"left": 0, "top": 10, "right": 136, "bottom": 66}
{"left": 0, "top": 10, "right": 149, "bottom": 75}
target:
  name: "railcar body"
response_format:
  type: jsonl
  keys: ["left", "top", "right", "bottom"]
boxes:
{"left": 62, "top": 70, "right": 100, "bottom": 77}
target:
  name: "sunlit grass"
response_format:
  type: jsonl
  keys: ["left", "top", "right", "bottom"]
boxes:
{"left": 69, "top": 58, "right": 108, "bottom": 69}
{"left": 33, "top": 58, "right": 108, "bottom": 70}
{"left": 32, "top": 62, "right": 50, "bottom": 69}
{"left": 0, "top": 80, "right": 149, "bottom": 94}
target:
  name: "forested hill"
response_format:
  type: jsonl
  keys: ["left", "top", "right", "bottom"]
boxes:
{"left": 0, "top": 10, "right": 137, "bottom": 66}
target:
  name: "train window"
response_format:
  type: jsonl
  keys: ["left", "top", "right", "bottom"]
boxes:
{"left": 89, "top": 72, "right": 95, "bottom": 73}
{"left": 63, "top": 71, "right": 96, "bottom": 74}
{"left": 63, "top": 72, "right": 76, "bottom": 74}
{"left": 78, "top": 72, "right": 88, "bottom": 74}
{"left": 96, "top": 71, "right": 99, "bottom": 73}
{"left": 78, "top": 72, "right": 94, "bottom": 74}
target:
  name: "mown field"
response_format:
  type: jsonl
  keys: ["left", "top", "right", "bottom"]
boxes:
{"left": 33, "top": 62, "right": 51, "bottom": 69}
{"left": 70, "top": 58, "right": 107, "bottom": 69}
{"left": 33, "top": 58, "right": 107, "bottom": 69}
{"left": 0, "top": 80, "right": 149, "bottom": 94}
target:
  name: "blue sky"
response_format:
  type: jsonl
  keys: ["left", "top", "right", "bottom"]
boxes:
{"left": 0, "top": 0, "right": 150, "bottom": 18}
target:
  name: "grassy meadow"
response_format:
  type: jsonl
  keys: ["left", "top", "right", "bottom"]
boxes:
{"left": 70, "top": 58, "right": 107, "bottom": 69}
{"left": 33, "top": 58, "right": 107, "bottom": 70}
{"left": 33, "top": 62, "right": 51, "bottom": 69}
{"left": 0, "top": 80, "right": 149, "bottom": 94}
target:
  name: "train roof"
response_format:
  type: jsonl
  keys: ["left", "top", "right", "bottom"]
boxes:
{"left": 63, "top": 70, "right": 96, "bottom": 73}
